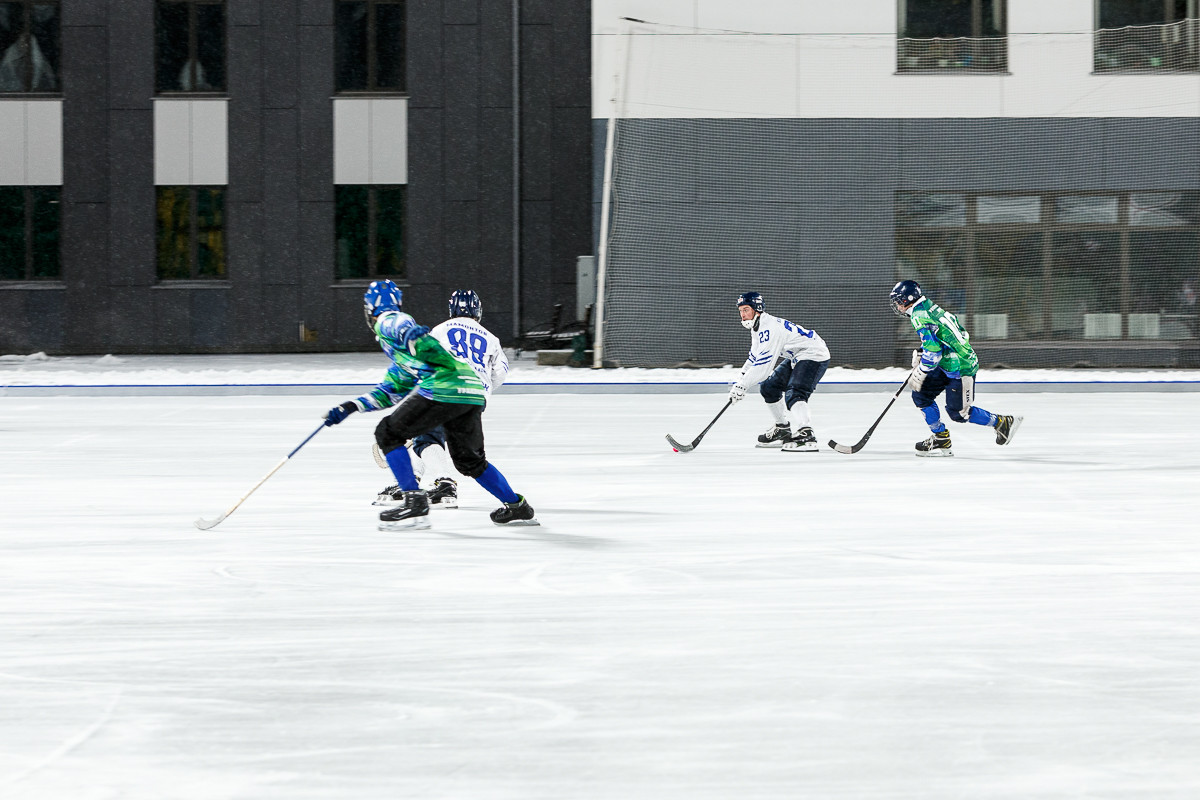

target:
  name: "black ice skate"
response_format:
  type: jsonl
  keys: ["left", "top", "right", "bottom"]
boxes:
{"left": 426, "top": 477, "right": 459, "bottom": 508}
{"left": 915, "top": 430, "right": 953, "bottom": 457}
{"left": 372, "top": 484, "right": 404, "bottom": 506}
{"left": 994, "top": 415, "right": 1024, "bottom": 446}
{"left": 490, "top": 496, "right": 539, "bottom": 526}
{"left": 756, "top": 422, "right": 792, "bottom": 448}
{"left": 378, "top": 490, "right": 431, "bottom": 530}
{"left": 781, "top": 426, "right": 819, "bottom": 453}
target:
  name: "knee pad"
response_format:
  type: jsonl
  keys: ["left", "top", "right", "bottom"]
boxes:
{"left": 760, "top": 384, "right": 783, "bottom": 404}
{"left": 375, "top": 417, "right": 409, "bottom": 453}
{"left": 785, "top": 387, "right": 813, "bottom": 407}
{"left": 451, "top": 452, "right": 488, "bottom": 479}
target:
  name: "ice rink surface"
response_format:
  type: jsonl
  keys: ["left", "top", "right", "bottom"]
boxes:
{"left": 2, "top": 391, "right": 1199, "bottom": 799}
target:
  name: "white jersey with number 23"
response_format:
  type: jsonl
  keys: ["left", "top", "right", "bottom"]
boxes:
{"left": 429, "top": 317, "right": 509, "bottom": 398}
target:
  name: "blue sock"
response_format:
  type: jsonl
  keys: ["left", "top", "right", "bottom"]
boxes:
{"left": 968, "top": 406, "right": 996, "bottom": 427}
{"left": 475, "top": 464, "right": 520, "bottom": 504}
{"left": 385, "top": 447, "right": 419, "bottom": 491}
{"left": 920, "top": 405, "right": 946, "bottom": 433}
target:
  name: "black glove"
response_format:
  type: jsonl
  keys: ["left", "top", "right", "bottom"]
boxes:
{"left": 400, "top": 324, "right": 430, "bottom": 352}
{"left": 324, "top": 401, "right": 359, "bottom": 427}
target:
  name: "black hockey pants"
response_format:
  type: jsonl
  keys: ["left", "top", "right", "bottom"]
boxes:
{"left": 376, "top": 395, "right": 489, "bottom": 478}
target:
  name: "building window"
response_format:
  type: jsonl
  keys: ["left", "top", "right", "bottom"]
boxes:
{"left": 156, "top": 0, "right": 225, "bottom": 93}
{"left": 157, "top": 186, "right": 226, "bottom": 279}
{"left": 897, "top": 0, "right": 1007, "bottom": 73}
{"left": 1095, "top": 0, "right": 1199, "bottom": 72}
{"left": 896, "top": 191, "right": 1200, "bottom": 341}
{"left": 0, "top": 1, "right": 60, "bottom": 93}
{"left": 0, "top": 186, "right": 59, "bottom": 279}
{"left": 335, "top": 185, "right": 404, "bottom": 280}
{"left": 335, "top": 0, "right": 405, "bottom": 93}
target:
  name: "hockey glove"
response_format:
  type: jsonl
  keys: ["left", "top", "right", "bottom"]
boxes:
{"left": 911, "top": 349, "right": 923, "bottom": 368}
{"left": 907, "top": 365, "right": 928, "bottom": 392}
{"left": 728, "top": 382, "right": 747, "bottom": 404}
{"left": 399, "top": 324, "right": 431, "bottom": 354}
{"left": 324, "top": 401, "right": 359, "bottom": 427}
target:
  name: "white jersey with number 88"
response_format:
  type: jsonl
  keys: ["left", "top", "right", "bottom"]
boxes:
{"left": 430, "top": 318, "right": 509, "bottom": 398}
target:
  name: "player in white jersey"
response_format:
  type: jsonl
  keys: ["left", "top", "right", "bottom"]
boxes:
{"left": 429, "top": 290, "right": 509, "bottom": 397}
{"left": 729, "top": 291, "right": 831, "bottom": 452}
{"left": 374, "top": 290, "right": 509, "bottom": 508}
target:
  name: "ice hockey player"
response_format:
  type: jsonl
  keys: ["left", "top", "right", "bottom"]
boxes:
{"left": 372, "top": 290, "right": 509, "bottom": 511}
{"left": 323, "top": 280, "right": 535, "bottom": 529}
{"left": 730, "top": 291, "right": 831, "bottom": 452}
{"left": 889, "top": 279, "right": 1023, "bottom": 457}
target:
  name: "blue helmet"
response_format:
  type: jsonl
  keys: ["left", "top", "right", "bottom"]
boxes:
{"left": 736, "top": 291, "right": 765, "bottom": 313}
{"left": 363, "top": 280, "right": 402, "bottom": 329}
{"left": 737, "top": 291, "right": 764, "bottom": 330}
{"left": 448, "top": 289, "right": 482, "bottom": 321}
{"left": 364, "top": 280, "right": 402, "bottom": 316}
{"left": 889, "top": 280, "right": 923, "bottom": 316}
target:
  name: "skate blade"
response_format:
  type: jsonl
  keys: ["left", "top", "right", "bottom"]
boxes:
{"left": 755, "top": 441, "right": 785, "bottom": 449}
{"left": 781, "top": 443, "right": 818, "bottom": 452}
{"left": 915, "top": 449, "right": 954, "bottom": 458}
{"left": 493, "top": 518, "right": 540, "bottom": 527}
{"left": 431, "top": 499, "right": 459, "bottom": 509}
{"left": 378, "top": 517, "right": 432, "bottom": 531}
{"left": 372, "top": 498, "right": 403, "bottom": 507}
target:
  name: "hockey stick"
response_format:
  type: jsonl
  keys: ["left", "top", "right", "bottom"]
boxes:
{"left": 194, "top": 422, "right": 326, "bottom": 530}
{"left": 827, "top": 375, "right": 912, "bottom": 455}
{"left": 666, "top": 399, "right": 733, "bottom": 453}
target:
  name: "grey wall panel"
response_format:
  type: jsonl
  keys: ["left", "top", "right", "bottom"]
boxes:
{"left": 479, "top": 0, "right": 511, "bottom": 108}
{"left": 63, "top": 0, "right": 106, "bottom": 27}
{"left": 108, "top": 2, "right": 152, "bottom": 110}
{"left": 444, "top": 0, "right": 478, "bottom": 24}
{"left": 258, "top": 283, "right": 299, "bottom": 347}
{"left": 261, "top": 109, "right": 300, "bottom": 285}
{"left": 263, "top": 1, "right": 298, "bottom": 110}
{"left": 521, "top": 0, "right": 554, "bottom": 25}
{"left": 227, "top": 201, "right": 263, "bottom": 288}
{"left": 228, "top": 0, "right": 261, "bottom": 27}
{"left": 151, "top": 289, "right": 191, "bottom": 350}
{"left": 107, "top": 110, "right": 154, "bottom": 287}
{"left": 406, "top": 106, "right": 444, "bottom": 278}
{"left": 100, "top": 291, "right": 155, "bottom": 350}
{"left": 551, "top": 105, "right": 591, "bottom": 286}
{"left": 520, "top": 199, "right": 554, "bottom": 322}
{"left": 63, "top": 112, "right": 109, "bottom": 203}
{"left": 61, "top": 203, "right": 107, "bottom": 351}
{"left": 443, "top": 25, "right": 481, "bottom": 202}
{"left": 190, "top": 289, "right": 230, "bottom": 349}
{"left": 298, "top": 200, "right": 336, "bottom": 347}
{"left": 1103, "top": 118, "right": 1200, "bottom": 189}
{"left": 519, "top": 23, "right": 552, "bottom": 201}
{"left": 443, "top": 201, "right": 481, "bottom": 276}
{"left": 26, "top": 290, "right": 65, "bottom": 351}
{"left": 62, "top": 26, "right": 107, "bottom": 102}
{"left": 228, "top": 22, "right": 264, "bottom": 203}
{"left": 298, "top": 24, "right": 333, "bottom": 200}
{"left": 297, "top": 0, "right": 328, "bottom": 26}
{"left": 408, "top": 1, "right": 444, "bottom": 110}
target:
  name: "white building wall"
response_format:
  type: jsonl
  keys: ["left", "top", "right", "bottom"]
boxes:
{"left": 592, "top": 0, "right": 1200, "bottom": 118}
{"left": 333, "top": 98, "right": 407, "bottom": 185}
{"left": 154, "top": 99, "right": 228, "bottom": 185}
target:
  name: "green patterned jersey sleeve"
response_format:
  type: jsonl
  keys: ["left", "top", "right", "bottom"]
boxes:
{"left": 909, "top": 300, "right": 980, "bottom": 377}
{"left": 411, "top": 334, "right": 488, "bottom": 406}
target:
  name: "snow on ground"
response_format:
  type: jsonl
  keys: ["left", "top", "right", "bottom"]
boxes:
{"left": 2, "top": 351, "right": 1199, "bottom": 387}
{"left": 2, "top": 390, "right": 1199, "bottom": 798}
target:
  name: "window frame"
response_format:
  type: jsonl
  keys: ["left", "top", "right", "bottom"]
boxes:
{"left": 154, "top": 0, "right": 227, "bottom": 96}
{"left": 334, "top": 184, "right": 407, "bottom": 282}
{"left": 0, "top": 0, "right": 62, "bottom": 95}
{"left": 896, "top": 0, "right": 1009, "bottom": 74}
{"left": 156, "top": 185, "right": 227, "bottom": 281}
{"left": 895, "top": 189, "right": 1200, "bottom": 340}
{"left": 334, "top": 0, "right": 407, "bottom": 95}
{"left": 0, "top": 185, "right": 60, "bottom": 281}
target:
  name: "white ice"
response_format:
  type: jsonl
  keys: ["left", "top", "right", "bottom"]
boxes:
{"left": 2, "top": 390, "right": 1199, "bottom": 798}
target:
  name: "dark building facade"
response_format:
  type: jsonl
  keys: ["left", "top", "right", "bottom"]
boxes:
{"left": 0, "top": 1, "right": 592, "bottom": 354}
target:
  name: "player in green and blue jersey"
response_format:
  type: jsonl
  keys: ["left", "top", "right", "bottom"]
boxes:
{"left": 890, "top": 280, "right": 1023, "bottom": 457}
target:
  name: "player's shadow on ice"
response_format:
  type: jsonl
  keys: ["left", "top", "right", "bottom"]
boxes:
{"left": 429, "top": 526, "right": 614, "bottom": 549}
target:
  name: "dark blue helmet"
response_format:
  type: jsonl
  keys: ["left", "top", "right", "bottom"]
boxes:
{"left": 889, "top": 280, "right": 923, "bottom": 316}
{"left": 736, "top": 292, "right": 765, "bottom": 313}
{"left": 448, "top": 289, "right": 482, "bottom": 321}
{"left": 363, "top": 280, "right": 402, "bottom": 327}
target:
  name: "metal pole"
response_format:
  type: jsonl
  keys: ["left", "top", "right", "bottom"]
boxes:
{"left": 511, "top": 0, "right": 522, "bottom": 341}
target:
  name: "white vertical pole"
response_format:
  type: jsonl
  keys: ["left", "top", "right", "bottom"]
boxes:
{"left": 593, "top": 19, "right": 636, "bottom": 369}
